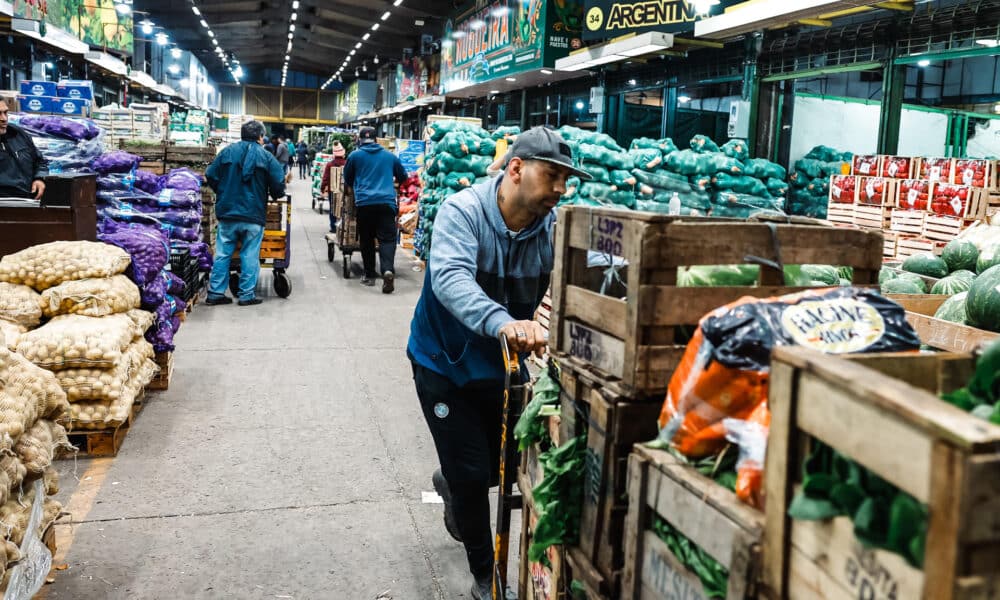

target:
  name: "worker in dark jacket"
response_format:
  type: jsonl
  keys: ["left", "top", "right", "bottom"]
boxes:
{"left": 0, "top": 99, "right": 47, "bottom": 199}
{"left": 204, "top": 120, "right": 286, "bottom": 306}
{"left": 296, "top": 141, "right": 309, "bottom": 179}
{"left": 274, "top": 135, "right": 291, "bottom": 175}
{"left": 344, "top": 127, "right": 407, "bottom": 293}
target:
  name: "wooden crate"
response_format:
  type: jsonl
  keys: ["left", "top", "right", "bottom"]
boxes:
{"left": 928, "top": 183, "right": 989, "bottom": 221}
{"left": 919, "top": 157, "right": 954, "bottom": 183}
{"left": 855, "top": 177, "right": 897, "bottom": 208}
{"left": 883, "top": 231, "right": 899, "bottom": 259}
{"left": 138, "top": 160, "right": 166, "bottom": 175}
{"left": 61, "top": 392, "right": 145, "bottom": 458}
{"left": 147, "top": 351, "right": 173, "bottom": 391}
{"left": 904, "top": 312, "right": 1000, "bottom": 353}
{"left": 923, "top": 214, "right": 966, "bottom": 242}
{"left": 952, "top": 158, "right": 998, "bottom": 190}
{"left": 558, "top": 362, "right": 673, "bottom": 593}
{"left": 548, "top": 207, "right": 883, "bottom": 396}
{"left": 851, "top": 155, "right": 881, "bottom": 177}
{"left": 825, "top": 204, "right": 854, "bottom": 226}
{"left": 328, "top": 166, "right": 345, "bottom": 194}
{"left": 762, "top": 348, "right": 1000, "bottom": 600}
{"left": 885, "top": 294, "right": 947, "bottom": 317}
{"left": 890, "top": 209, "right": 926, "bottom": 235}
{"left": 519, "top": 453, "right": 570, "bottom": 600}
{"left": 895, "top": 179, "right": 931, "bottom": 211}
{"left": 622, "top": 445, "right": 764, "bottom": 600}
{"left": 853, "top": 204, "right": 891, "bottom": 230}
{"left": 828, "top": 175, "right": 857, "bottom": 206}
{"left": 895, "top": 237, "right": 944, "bottom": 259}
{"left": 880, "top": 156, "right": 919, "bottom": 179}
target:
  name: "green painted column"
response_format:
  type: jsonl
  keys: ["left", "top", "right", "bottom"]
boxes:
{"left": 743, "top": 32, "right": 762, "bottom": 155}
{"left": 663, "top": 84, "right": 678, "bottom": 139}
{"left": 877, "top": 51, "right": 905, "bottom": 155}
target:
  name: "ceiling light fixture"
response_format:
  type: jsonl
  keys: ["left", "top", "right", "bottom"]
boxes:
{"left": 208, "top": 30, "right": 214, "bottom": 37}
{"left": 289, "top": 24, "right": 295, "bottom": 32}
{"left": 540, "top": 69, "right": 552, "bottom": 75}
{"left": 200, "top": 19, "right": 208, "bottom": 28}
{"left": 156, "top": 32, "right": 169, "bottom": 45}
{"left": 350, "top": 49, "right": 356, "bottom": 55}
{"left": 355, "top": 68, "right": 359, "bottom": 76}
{"left": 374, "top": 55, "right": 379, "bottom": 64}
{"left": 192, "top": 6, "right": 200, "bottom": 15}
{"left": 363, "top": 63, "right": 367, "bottom": 72}
{"left": 291, "top": 13, "right": 297, "bottom": 20}
{"left": 918, "top": 59, "right": 931, "bottom": 67}
{"left": 115, "top": 3, "right": 130, "bottom": 15}
{"left": 292, "top": 0, "right": 299, "bottom": 8}
{"left": 381, "top": 11, "right": 390, "bottom": 20}
{"left": 171, "top": 47, "right": 182, "bottom": 58}
{"left": 141, "top": 20, "right": 153, "bottom": 34}
{"left": 415, "top": 19, "right": 424, "bottom": 26}
{"left": 212, "top": 38, "right": 218, "bottom": 45}
{"left": 356, "top": 42, "right": 362, "bottom": 48}
{"left": 491, "top": 6, "right": 509, "bottom": 17}
{"left": 394, "top": 0, "right": 403, "bottom": 5}
{"left": 363, "top": 33, "right": 370, "bottom": 40}
{"left": 470, "top": 20, "right": 486, "bottom": 30}
{"left": 372, "top": 23, "right": 380, "bottom": 31}
{"left": 505, "top": 77, "right": 516, "bottom": 82}
{"left": 168, "top": 64, "right": 180, "bottom": 74}
{"left": 288, "top": 32, "right": 294, "bottom": 39}
{"left": 677, "top": 95, "right": 691, "bottom": 103}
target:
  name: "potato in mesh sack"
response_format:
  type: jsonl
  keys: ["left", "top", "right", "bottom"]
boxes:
{"left": 15, "top": 420, "right": 70, "bottom": 475}
{"left": 0, "top": 457, "right": 26, "bottom": 495}
{"left": 3, "top": 539, "right": 18, "bottom": 566}
{"left": 43, "top": 467, "right": 58, "bottom": 496}
{"left": 0, "top": 321, "right": 25, "bottom": 351}
{"left": 40, "top": 274, "right": 141, "bottom": 318}
{"left": 16, "top": 312, "right": 140, "bottom": 370}
{"left": 0, "top": 348, "right": 65, "bottom": 444}
{"left": 656, "top": 287, "right": 922, "bottom": 507}
{"left": 55, "top": 340, "right": 154, "bottom": 402}
{"left": 0, "top": 241, "right": 130, "bottom": 291}
{"left": 0, "top": 283, "right": 41, "bottom": 327}
{"left": 0, "top": 486, "right": 62, "bottom": 546}
{"left": 70, "top": 356, "right": 156, "bottom": 429}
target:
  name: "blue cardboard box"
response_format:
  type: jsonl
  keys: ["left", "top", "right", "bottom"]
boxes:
{"left": 57, "top": 80, "right": 95, "bottom": 101}
{"left": 53, "top": 98, "right": 90, "bottom": 116}
{"left": 19, "top": 81, "right": 57, "bottom": 97}
{"left": 18, "top": 95, "right": 56, "bottom": 113}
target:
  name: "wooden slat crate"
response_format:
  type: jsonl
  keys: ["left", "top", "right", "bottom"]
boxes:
{"left": 895, "top": 237, "right": 944, "bottom": 259}
{"left": 884, "top": 294, "right": 947, "bottom": 317}
{"left": 895, "top": 179, "right": 931, "bottom": 211}
{"left": 923, "top": 214, "right": 967, "bottom": 242}
{"left": 880, "top": 156, "right": 919, "bottom": 179}
{"left": 61, "top": 391, "right": 145, "bottom": 458}
{"left": 855, "top": 177, "right": 897, "bottom": 209}
{"left": 952, "top": 158, "right": 999, "bottom": 190}
{"left": 919, "top": 157, "right": 954, "bottom": 183}
{"left": 890, "top": 209, "right": 926, "bottom": 235}
{"left": 828, "top": 175, "right": 857, "bottom": 206}
{"left": 851, "top": 155, "right": 881, "bottom": 177}
{"left": 139, "top": 160, "right": 166, "bottom": 175}
{"left": 762, "top": 348, "right": 1000, "bottom": 600}
{"left": 519, "top": 450, "right": 570, "bottom": 600}
{"left": 147, "top": 351, "right": 173, "bottom": 391}
{"left": 904, "top": 312, "right": 1000, "bottom": 353}
{"left": 929, "top": 183, "right": 989, "bottom": 220}
{"left": 549, "top": 207, "right": 883, "bottom": 396}
{"left": 622, "top": 445, "right": 764, "bottom": 600}
{"left": 558, "top": 361, "right": 670, "bottom": 594}
{"left": 883, "top": 231, "right": 899, "bottom": 258}
{"left": 853, "top": 204, "right": 891, "bottom": 230}
{"left": 825, "top": 204, "right": 854, "bottom": 226}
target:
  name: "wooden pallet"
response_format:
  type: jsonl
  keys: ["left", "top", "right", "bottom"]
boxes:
{"left": 622, "top": 445, "right": 764, "bottom": 600}
{"left": 762, "top": 349, "right": 1000, "bottom": 600}
{"left": 557, "top": 361, "right": 664, "bottom": 593}
{"left": 147, "top": 351, "right": 173, "bottom": 391}
{"left": 61, "top": 393, "right": 145, "bottom": 458}
{"left": 548, "top": 206, "right": 883, "bottom": 397}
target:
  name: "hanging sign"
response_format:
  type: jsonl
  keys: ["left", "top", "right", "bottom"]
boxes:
{"left": 582, "top": 0, "right": 743, "bottom": 40}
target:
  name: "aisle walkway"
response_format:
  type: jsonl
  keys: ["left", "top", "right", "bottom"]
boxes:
{"left": 45, "top": 177, "right": 515, "bottom": 599}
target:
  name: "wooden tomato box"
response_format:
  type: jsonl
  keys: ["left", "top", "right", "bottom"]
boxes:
{"left": 919, "top": 157, "right": 954, "bottom": 183}
{"left": 851, "top": 155, "right": 881, "bottom": 177}
{"left": 825, "top": 203, "right": 854, "bottom": 226}
{"left": 519, "top": 498, "right": 569, "bottom": 600}
{"left": 880, "top": 156, "right": 919, "bottom": 179}
{"left": 895, "top": 236, "right": 945, "bottom": 259}
{"left": 923, "top": 214, "right": 967, "bottom": 242}
{"left": 762, "top": 348, "right": 1000, "bottom": 600}
{"left": 622, "top": 445, "right": 764, "bottom": 600}
{"left": 929, "top": 183, "right": 988, "bottom": 220}
{"left": 952, "top": 158, "right": 998, "bottom": 190}
{"left": 896, "top": 179, "right": 931, "bottom": 211}
{"left": 558, "top": 362, "right": 662, "bottom": 593}
{"left": 855, "top": 177, "right": 897, "bottom": 207}
{"left": 828, "top": 175, "right": 857, "bottom": 205}
{"left": 889, "top": 209, "right": 927, "bottom": 235}
{"left": 883, "top": 231, "right": 900, "bottom": 259}
{"left": 548, "top": 206, "right": 883, "bottom": 397}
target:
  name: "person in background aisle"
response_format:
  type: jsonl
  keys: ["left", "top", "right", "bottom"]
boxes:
{"left": 203, "top": 120, "right": 286, "bottom": 307}
{"left": 273, "top": 134, "right": 291, "bottom": 176}
{"left": 343, "top": 128, "right": 407, "bottom": 293}
{"left": 0, "top": 99, "right": 47, "bottom": 199}
{"left": 286, "top": 138, "right": 296, "bottom": 173}
{"left": 320, "top": 140, "right": 348, "bottom": 234}
{"left": 296, "top": 141, "right": 309, "bottom": 179}
{"left": 407, "top": 127, "right": 590, "bottom": 600}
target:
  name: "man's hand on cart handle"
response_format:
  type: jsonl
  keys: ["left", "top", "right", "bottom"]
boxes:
{"left": 498, "top": 320, "right": 548, "bottom": 358}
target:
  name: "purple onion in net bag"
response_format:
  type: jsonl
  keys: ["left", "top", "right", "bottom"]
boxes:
{"left": 161, "top": 168, "right": 204, "bottom": 192}
{"left": 134, "top": 170, "right": 163, "bottom": 194}
{"left": 141, "top": 276, "right": 167, "bottom": 310}
{"left": 97, "top": 225, "right": 170, "bottom": 286}
{"left": 17, "top": 115, "right": 101, "bottom": 141}
{"left": 173, "top": 241, "right": 213, "bottom": 271}
{"left": 165, "top": 294, "right": 187, "bottom": 316}
{"left": 97, "top": 174, "right": 133, "bottom": 192}
{"left": 161, "top": 271, "right": 185, "bottom": 296}
{"left": 152, "top": 189, "right": 201, "bottom": 208}
{"left": 170, "top": 316, "right": 181, "bottom": 335}
{"left": 93, "top": 151, "right": 142, "bottom": 175}
{"left": 145, "top": 320, "right": 175, "bottom": 353}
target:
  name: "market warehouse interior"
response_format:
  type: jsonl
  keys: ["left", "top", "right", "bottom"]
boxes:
{"left": 2, "top": 0, "right": 1000, "bottom": 598}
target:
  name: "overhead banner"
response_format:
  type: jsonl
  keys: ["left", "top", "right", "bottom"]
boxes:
{"left": 440, "top": 0, "right": 583, "bottom": 94}
{"left": 582, "top": 0, "right": 741, "bottom": 40}
{"left": 14, "top": 0, "right": 135, "bottom": 54}
{"left": 395, "top": 55, "right": 440, "bottom": 102}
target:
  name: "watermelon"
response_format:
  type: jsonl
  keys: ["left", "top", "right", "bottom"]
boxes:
{"left": 976, "top": 243, "right": 1000, "bottom": 274}
{"left": 896, "top": 272, "right": 928, "bottom": 292}
{"left": 837, "top": 266, "right": 854, "bottom": 281}
{"left": 801, "top": 265, "right": 840, "bottom": 285}
{"left": 902, "top": 254, "right": 949, "bottom": 279}
{"left": 942, "top": 240, "right": 979, "bottom": 273}
{"left": 879, "top": 267, "right": 898, "bottom": 285}
{"left": 935, "top": 292, "right": 968, "bottom": 324}
{"left": 966, "top": 265, "right": 1000, "bottom": 332}
{"left": 882, "top": 277, "right": 925, "bottom": 295}
{"left": 951, "top": 269, "right": 976, "bottom": 281}
{"left": 679, "top": 265, "right": 760, "bottom": 287}
{"left": 931, "top": 274, "right": 973, "bottom": 295}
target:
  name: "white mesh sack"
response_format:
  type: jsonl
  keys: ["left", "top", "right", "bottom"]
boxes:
{"left": 55, "top": 340, "right": 154, "bottom": 402}
{"left": 0, "top": 321, "right": 26, "bottom": 351}
{"left": 0, "top": 283, "right": 42, "bottom": 327}
{"left": 16, "top": 312, "right": 138, "bottom": 370}
{"left": 70, "top": 356, "right": 156, "bottom": 430}
{"left": 0, "top": 241, "right": 130, "bottom": 291}
{"left": 40, "top": 274, "right": 141, "bottom": 318}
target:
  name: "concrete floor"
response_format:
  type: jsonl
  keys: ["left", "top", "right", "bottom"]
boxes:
{"left": 43, "top": 176, "right": 521, "bottom": 600}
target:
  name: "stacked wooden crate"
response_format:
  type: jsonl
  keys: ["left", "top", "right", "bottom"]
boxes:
{"left": 546, "top": 206, "right": 883, "bottom": 598}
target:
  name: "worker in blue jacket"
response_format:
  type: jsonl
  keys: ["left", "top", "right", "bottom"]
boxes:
{"left": 343, "top": 127, "right": 407, "bottom": 293}
{"left": 204, "top": 120, "right": 286, "bottom": 307}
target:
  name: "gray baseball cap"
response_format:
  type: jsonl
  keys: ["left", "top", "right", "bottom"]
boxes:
{"left": 508, "top": 127, "right": 593, "bottom": 181}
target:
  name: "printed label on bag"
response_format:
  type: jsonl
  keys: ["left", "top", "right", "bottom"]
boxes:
{"left": 888, "top": 161, "right": 899, "bottom": 177}
{"left": 964, "top": 168, "right": 975, "bottom": 186}
{"left": 929, "top": 166, "right": 942, "bottom": 182}
{"left": 865, "top": 180, "right": 876, "bottom": 201}
{"left": 907, "top": 189, "right": 919, "bottom": 206}
{"left": 781, "top": 298, "right": 886, "bottom": 353}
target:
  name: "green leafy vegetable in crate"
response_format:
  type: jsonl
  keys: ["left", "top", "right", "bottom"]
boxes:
{"left": 652, "top": 518, "right": 729, "bottom": 599}
{"left": 788, "top": 442, "right": 928, "bottom": 568}
{"left": 513, "top": 365, "right": 560, "bottom": 451}
{"left": 529, "top": 434, "right": 587, "bottom": 566}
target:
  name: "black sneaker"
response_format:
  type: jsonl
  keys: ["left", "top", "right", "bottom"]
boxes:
{"left": 471, "top": 575, "right": 492, "bottom": 600}
{"left": 205, "top": 296, "right": 232, "bottom": 306}
{"left": 360, "top": 277, "right": 376, "bottom": 287}
{"left": 382, "top": 271, "right": 395, "bottom": 294}
{"left": 238, "top": 298, "right": 263, "bottom": 306}
{"left": 432, "top": 469, "right": 462, "bottom": 542}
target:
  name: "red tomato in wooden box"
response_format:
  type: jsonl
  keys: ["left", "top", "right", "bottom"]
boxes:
{"left": 858, "top": 177, "right": 886, "bottom": 206}
{"left": 898, "top": 179, "right": 929, "bottom": 210}
{"left": 853, "top": 155, "right": 878, "bottom": 176}
{"left": 955, "top": 160, "right": 988, "bottom": 188}
{"left": 882, "top": 157, "right": 911, "bottom": 178}
{"left": 830, "top": 175, "right": 856, "bottom": 204}
{"left": 922, "top": 158, "right": 952, "bottom": 182}
{"left": 931, "top": 184, "right": 968, "bottom": 217}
